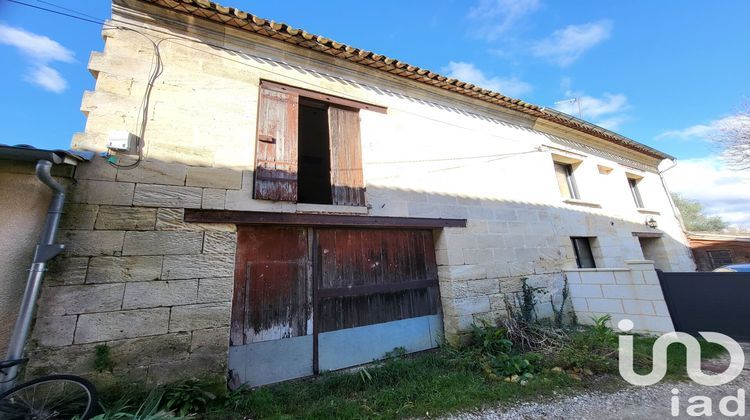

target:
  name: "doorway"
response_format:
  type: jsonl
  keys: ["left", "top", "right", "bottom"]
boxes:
{"left": 228, "top": 226, "right": 442, "bottom": 386}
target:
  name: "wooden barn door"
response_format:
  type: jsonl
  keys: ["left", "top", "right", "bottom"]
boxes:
{"left": 228, "top": 226, "right": 312, "bottom": 387}
{"left": 229, "top": 226, "right": 441, "bottom": 386}
{"left": 313, "top": 229, "right": 441, "bottom": 372}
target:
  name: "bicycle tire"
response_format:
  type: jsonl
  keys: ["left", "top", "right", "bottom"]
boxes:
{"left": 0, "top": 374, "right": 98, "bottom": 420}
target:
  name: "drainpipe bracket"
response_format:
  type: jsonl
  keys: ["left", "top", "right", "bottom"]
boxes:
{"left": 32, "top": 244, "right": 65, "bottom": 264}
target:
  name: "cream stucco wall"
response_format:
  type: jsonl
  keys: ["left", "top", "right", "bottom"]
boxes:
{"left": 0, "top": 163, "right": 54, "bottom": 353}
{"left": 28, "top": 0, "right": 693, "bottom": 381}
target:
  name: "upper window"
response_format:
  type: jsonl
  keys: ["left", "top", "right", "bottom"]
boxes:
{"left": 554, "top": 162, "right": 580, "bottom": 200}
{"left": 571, "top": 237, "right": 596, "bottom": 268}
{"left": 253, "top": 81, "right": 384, "bottom": 206}
{"left": 628, "top": 177, "right": 644, "bottom": 208}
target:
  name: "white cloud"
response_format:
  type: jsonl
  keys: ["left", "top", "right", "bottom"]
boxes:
{"left": 554, "top": 87, "right": 630, "bottom": 130}
{"left": 443, "top": 61, "right": 532, "bottom": 97}
{"left": 655, "top": 115, "right": 750, "bottom": 142}
{"left": 26, "top": 64, "right": 67, "bottom": 93}
{"left": 532, "top": 20, "right": 613, "bottom": 66}
{"left": 0, "top": 23, "right": 73, "bottom": 93}
{"left": 467, "top": 0, "right": 540, "bottom": 41}
{"left": 666, "top": 156, "right": 750, "bottom": 230}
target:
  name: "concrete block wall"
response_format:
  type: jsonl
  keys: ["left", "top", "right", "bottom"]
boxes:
{"left": 567, "top": 260, "right": 674, "bottom": 334}
{"left": 25, "top": 1, "right": 695, "bottom": 381}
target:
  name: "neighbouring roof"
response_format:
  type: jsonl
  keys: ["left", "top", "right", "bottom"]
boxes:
{"left": 132, "top": 0, "right": 673, "bottom": 160}
{"left": 0, "top": 144, "right": 93, "bottom": 165}
{"left": 688, "top": 232, "right": 750, "bottom": 243}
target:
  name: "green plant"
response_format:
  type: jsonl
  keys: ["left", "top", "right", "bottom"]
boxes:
{"left": 358, "top": 367, "right": 373, "bottom": 384}
{"left": 547, "top": 315, "right": 619, "bottom": 373}
{"left": 92, "top": 389, "right": 177, "bottom": 420}
{"left": 551, "top": 277, "right": 570, "bottom": 328}
{"left": 384, "top": 346, "right": 407, "bottom": 360}
{"left": 94, "top": 344, "right": 115, "bottom": 373}
{"left": 519, "top": 277, "right": 537, "bottom": 323}
{"left": 222, "top": 385, "right": 250, "bottom": 411}
{"left": 464, "top": 320, "right": 539, "bottom": 380}
{"left": 470, "top": 320, "right": 512, "bottom": 355}
{"left": 163, "top": 379, "right": 217, "bottom": 417}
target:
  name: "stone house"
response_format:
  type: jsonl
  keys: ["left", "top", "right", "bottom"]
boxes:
{"left": 24, "top": 0, "right": 693, "bottom": 386}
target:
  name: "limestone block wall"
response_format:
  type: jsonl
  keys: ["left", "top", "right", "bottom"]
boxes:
{"left": 27, "top": 156, "right": 238, "bottom": 383}
{"left": 567, "top": 260, "right": 674, "bottom": 334}
{"left": 27, "top": 0, "right": 695, "bottom": 381}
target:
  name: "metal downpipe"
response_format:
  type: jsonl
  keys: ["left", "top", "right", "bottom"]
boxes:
{"left": 1, "top": 160, "right": 66, "bottom": 391}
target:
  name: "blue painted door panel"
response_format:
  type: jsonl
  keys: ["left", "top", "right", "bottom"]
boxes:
{"left": 229, "top": 335, "right": 313, "bottom": 387}
{"left": 318, "top": 315, "right": 442, "bottom": 372}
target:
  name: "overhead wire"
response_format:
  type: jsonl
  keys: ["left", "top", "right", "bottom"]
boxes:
{"left": 8, "top": 0, "right": 550, "bottom": 170}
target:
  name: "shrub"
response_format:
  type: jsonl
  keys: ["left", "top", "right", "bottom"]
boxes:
{"left": 457, "top": 320, "right": 540, "bottom": 381}
{"left": 163, "top": 378, "right": 218, "bottom": 417}
{"left": 546, "top": 315, "right": 619, "bottom": 373}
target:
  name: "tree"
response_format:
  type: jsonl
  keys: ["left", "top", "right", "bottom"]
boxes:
{"left": 717, "top": 104, "right": 750, "bottom": 170}
{"left": 671, "top": 193, "right": 728, "bottom": 232}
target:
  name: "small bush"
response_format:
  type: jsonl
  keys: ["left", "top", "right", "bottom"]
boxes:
{"left": 454, "top": 320, "right": 540, "bottom": 381}
{"left": 163, "top": 378, "right": 218, "bottom": 417}
{"left": 546, "top": 315, "right": 619, "bottom": 373}
{"left": 94, "top": 344, "right": 115, "bottom": 373}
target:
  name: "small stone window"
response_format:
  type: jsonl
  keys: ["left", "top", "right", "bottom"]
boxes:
{"left": 571, "top": 237, "right": 596, "bottom": 268}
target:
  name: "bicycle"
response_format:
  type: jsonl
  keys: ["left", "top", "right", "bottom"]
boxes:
{"left": 0, "top": 159, "right": 98, "bottom": 419}
{"left": 0, "top": 358, "right": 97, "bottom": 420}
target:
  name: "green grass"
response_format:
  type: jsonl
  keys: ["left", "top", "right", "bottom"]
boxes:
{"left": 631, "top": 336, "right": 727, "bottom": 378}
{"left": 96, "top": 326, "right": 729, "bottom": 419}
{"left": 207, "top": 350, "right": 581, "bottom": 419}
{"left": 203, "top": 336, "right": 727, "bottom": 419}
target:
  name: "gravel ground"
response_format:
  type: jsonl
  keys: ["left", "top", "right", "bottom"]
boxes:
{"left": 447, "top": 346, "right": 750, "bottom": 419}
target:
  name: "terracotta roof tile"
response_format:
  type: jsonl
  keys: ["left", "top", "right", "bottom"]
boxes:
{"left": 132, "top": 0, "right": 671, "bottom": 160}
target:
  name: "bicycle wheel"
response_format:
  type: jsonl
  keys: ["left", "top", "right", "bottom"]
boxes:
{"left": 0, "top": 374, "right": 97, "bottom": 420}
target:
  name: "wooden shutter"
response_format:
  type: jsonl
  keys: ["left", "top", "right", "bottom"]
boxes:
{"left": 254, "top": 85, "right": 299, "bottom": 201}
{"left": 328, "top": 106, "right": 365, "bottom": 206}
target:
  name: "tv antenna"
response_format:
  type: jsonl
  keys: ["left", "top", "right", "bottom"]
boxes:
{"left": 554, "top": 98, "right": 582, "bottom": 118}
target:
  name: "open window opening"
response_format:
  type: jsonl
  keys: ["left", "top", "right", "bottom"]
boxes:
{"left": 298, "top": 98, "right": 332, "bottom": 204}
{"left": 628, "top": 177, "right": 644, "bottom": 208}
{"left": 253, "top": 81, "right": 374, "bottom": 207}
{"left": 555, "top": 162, "right": 580, "bottom": 200}
{"left": 571, "top": 236, "right": 596, "bottom": 268}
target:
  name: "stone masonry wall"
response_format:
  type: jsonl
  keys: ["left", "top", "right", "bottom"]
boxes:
{"left": 567, "top": 260, "right": 674, "bottom": 334}
{"left": 27, "top": 157, "right": 238, "bottom": 384}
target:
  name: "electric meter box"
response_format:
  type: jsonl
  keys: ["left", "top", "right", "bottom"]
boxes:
{"left": 107, "top": 131, "right": 135, "bottom": 151}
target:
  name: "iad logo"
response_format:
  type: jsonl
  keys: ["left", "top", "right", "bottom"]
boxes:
{"left": 617, "top": 319, "right": 744, "bottom": 386}
{"left": 617, "top": 319, "right": 747, "bottom": 417}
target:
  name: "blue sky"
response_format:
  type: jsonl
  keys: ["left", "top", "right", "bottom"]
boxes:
{"left": 1, "top": 0, "right": 749, "bottom": 226}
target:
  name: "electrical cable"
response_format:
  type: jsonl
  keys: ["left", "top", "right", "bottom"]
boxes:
{"left": 7, "top": 0, "right": 558, "bottom": 168}
{"left": 8, "top": 0, "right": 548, "bottom": 151}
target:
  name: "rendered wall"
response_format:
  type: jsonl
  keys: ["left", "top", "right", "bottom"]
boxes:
{"left": 0, "top": 163, "right": 53, "bottom": 354}
{"left": 28, "top": 1, "right": 694, "bottom": 382}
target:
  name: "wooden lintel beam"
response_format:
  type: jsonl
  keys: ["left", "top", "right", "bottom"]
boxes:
{"left": 184, "top": 209, "right": 467, "bottom": 229}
